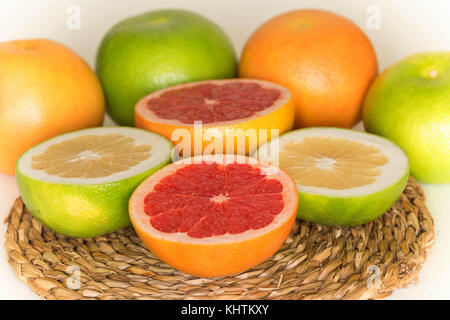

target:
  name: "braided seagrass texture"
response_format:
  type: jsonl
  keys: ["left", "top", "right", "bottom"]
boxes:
{"left": 4, "top": 177, "right": 435, "bottom": 300}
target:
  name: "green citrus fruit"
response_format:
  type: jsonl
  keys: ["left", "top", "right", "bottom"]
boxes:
{"left": 16, "top": 127, "right": 172, "bottom": 237}
{"left": 96, "top": 9, "right": 237, "bottom": 126}
{"left": 363, "top": 52, "right": 450, "bottom": 183}
{"left": 255, "top": 127, "right": 409, "bottom": 226}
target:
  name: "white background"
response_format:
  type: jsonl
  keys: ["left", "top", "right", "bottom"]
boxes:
{"left": 0, "top": 0, "right": 449, "bottom": 299}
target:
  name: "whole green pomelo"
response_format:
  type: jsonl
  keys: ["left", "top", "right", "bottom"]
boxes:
{"left": 363, "top": 52, "right": 450, "bottom": 183}
{"left": 96, "top": 9, "right": 237, "bottom": 126}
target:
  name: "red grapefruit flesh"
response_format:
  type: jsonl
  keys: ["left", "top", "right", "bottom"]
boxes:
{"left": 146, "top": 81, "right": 281, "bottom": 123}
{"left": 135, "top": 79, "right": 295, "bottom": 155}
{"left": 129, "top": 155, "right": 298, "bottom": 278}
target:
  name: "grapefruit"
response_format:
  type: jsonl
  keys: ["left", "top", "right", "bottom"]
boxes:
{"left": 96, "top": 9, "right": 237, "bottom": 126}
{"left": 16, "top": 127, "right": 172, "bottom": 238}
{"left": 239, "top": 9, "right": 378, "bottom": 128}
{"left": 129, "top": 154, "right": 298, "bottom": 278}
{"left": 255, "top": 128, "right": 409, "bottom": 226}
{"left": 363, "top": 52, "right": 450, "bottom": 183}
{"left": 0, "top": 39, "right": 105, "bottom": 175}
{"left": 135, "top": 79, "right": 294, "bottom": 156}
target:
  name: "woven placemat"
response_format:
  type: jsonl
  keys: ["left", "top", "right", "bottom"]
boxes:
{"left": 4, "top": 177, "right": 435, "bottom": 300}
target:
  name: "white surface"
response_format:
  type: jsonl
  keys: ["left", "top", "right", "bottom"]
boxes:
{"left": 0, "top": 0, "right": 449, "bottom": 300}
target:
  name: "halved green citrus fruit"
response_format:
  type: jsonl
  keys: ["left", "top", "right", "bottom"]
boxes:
{"left": 16, "top": 127, "right": 172, "bottom": 237}
{"left": 255, "top": 127, "right": 409, "bottom": 226}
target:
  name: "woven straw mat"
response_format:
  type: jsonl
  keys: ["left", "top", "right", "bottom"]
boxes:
{"left": 4, "top": 177, "right": 435, "bottom": 300}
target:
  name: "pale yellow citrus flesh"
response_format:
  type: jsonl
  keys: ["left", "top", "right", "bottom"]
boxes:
{"left": 31, "top": 134, "right": 152, "bottom": 178}
{"left": 279, "top": 136, "right": 388, "bottom": 190}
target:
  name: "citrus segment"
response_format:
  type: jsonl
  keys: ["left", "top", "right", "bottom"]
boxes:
{"left": 135, "top": 79, "right": 295, "bottom": 156}
{"left": 255, "top": 128, "right": 409, "bottom": 226}
{"left": 129, "top": 155, "right": 298, "bottom": 277}
{"left": 16, "top": 127, "right": 172, "bottom": 237}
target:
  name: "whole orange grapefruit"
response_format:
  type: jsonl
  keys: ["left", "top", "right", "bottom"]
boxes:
{"left": 0, "top": 39, "right": 105, "bottom": 174}
{"left": 239, "top": 9, "right": 378, "bottom": 128}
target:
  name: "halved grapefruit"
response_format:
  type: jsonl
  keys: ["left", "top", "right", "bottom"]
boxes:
{"left": 255, "top": 127, "right": 409, "bottom": 226}
{"left": 129, "top": 154, "right": 298, "bottom": 278}
{"left": 16, "top": 127, "right": 172, "bottom": 237}
{"left": 135, "top": 79, "right": 294, "bottom": 157}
